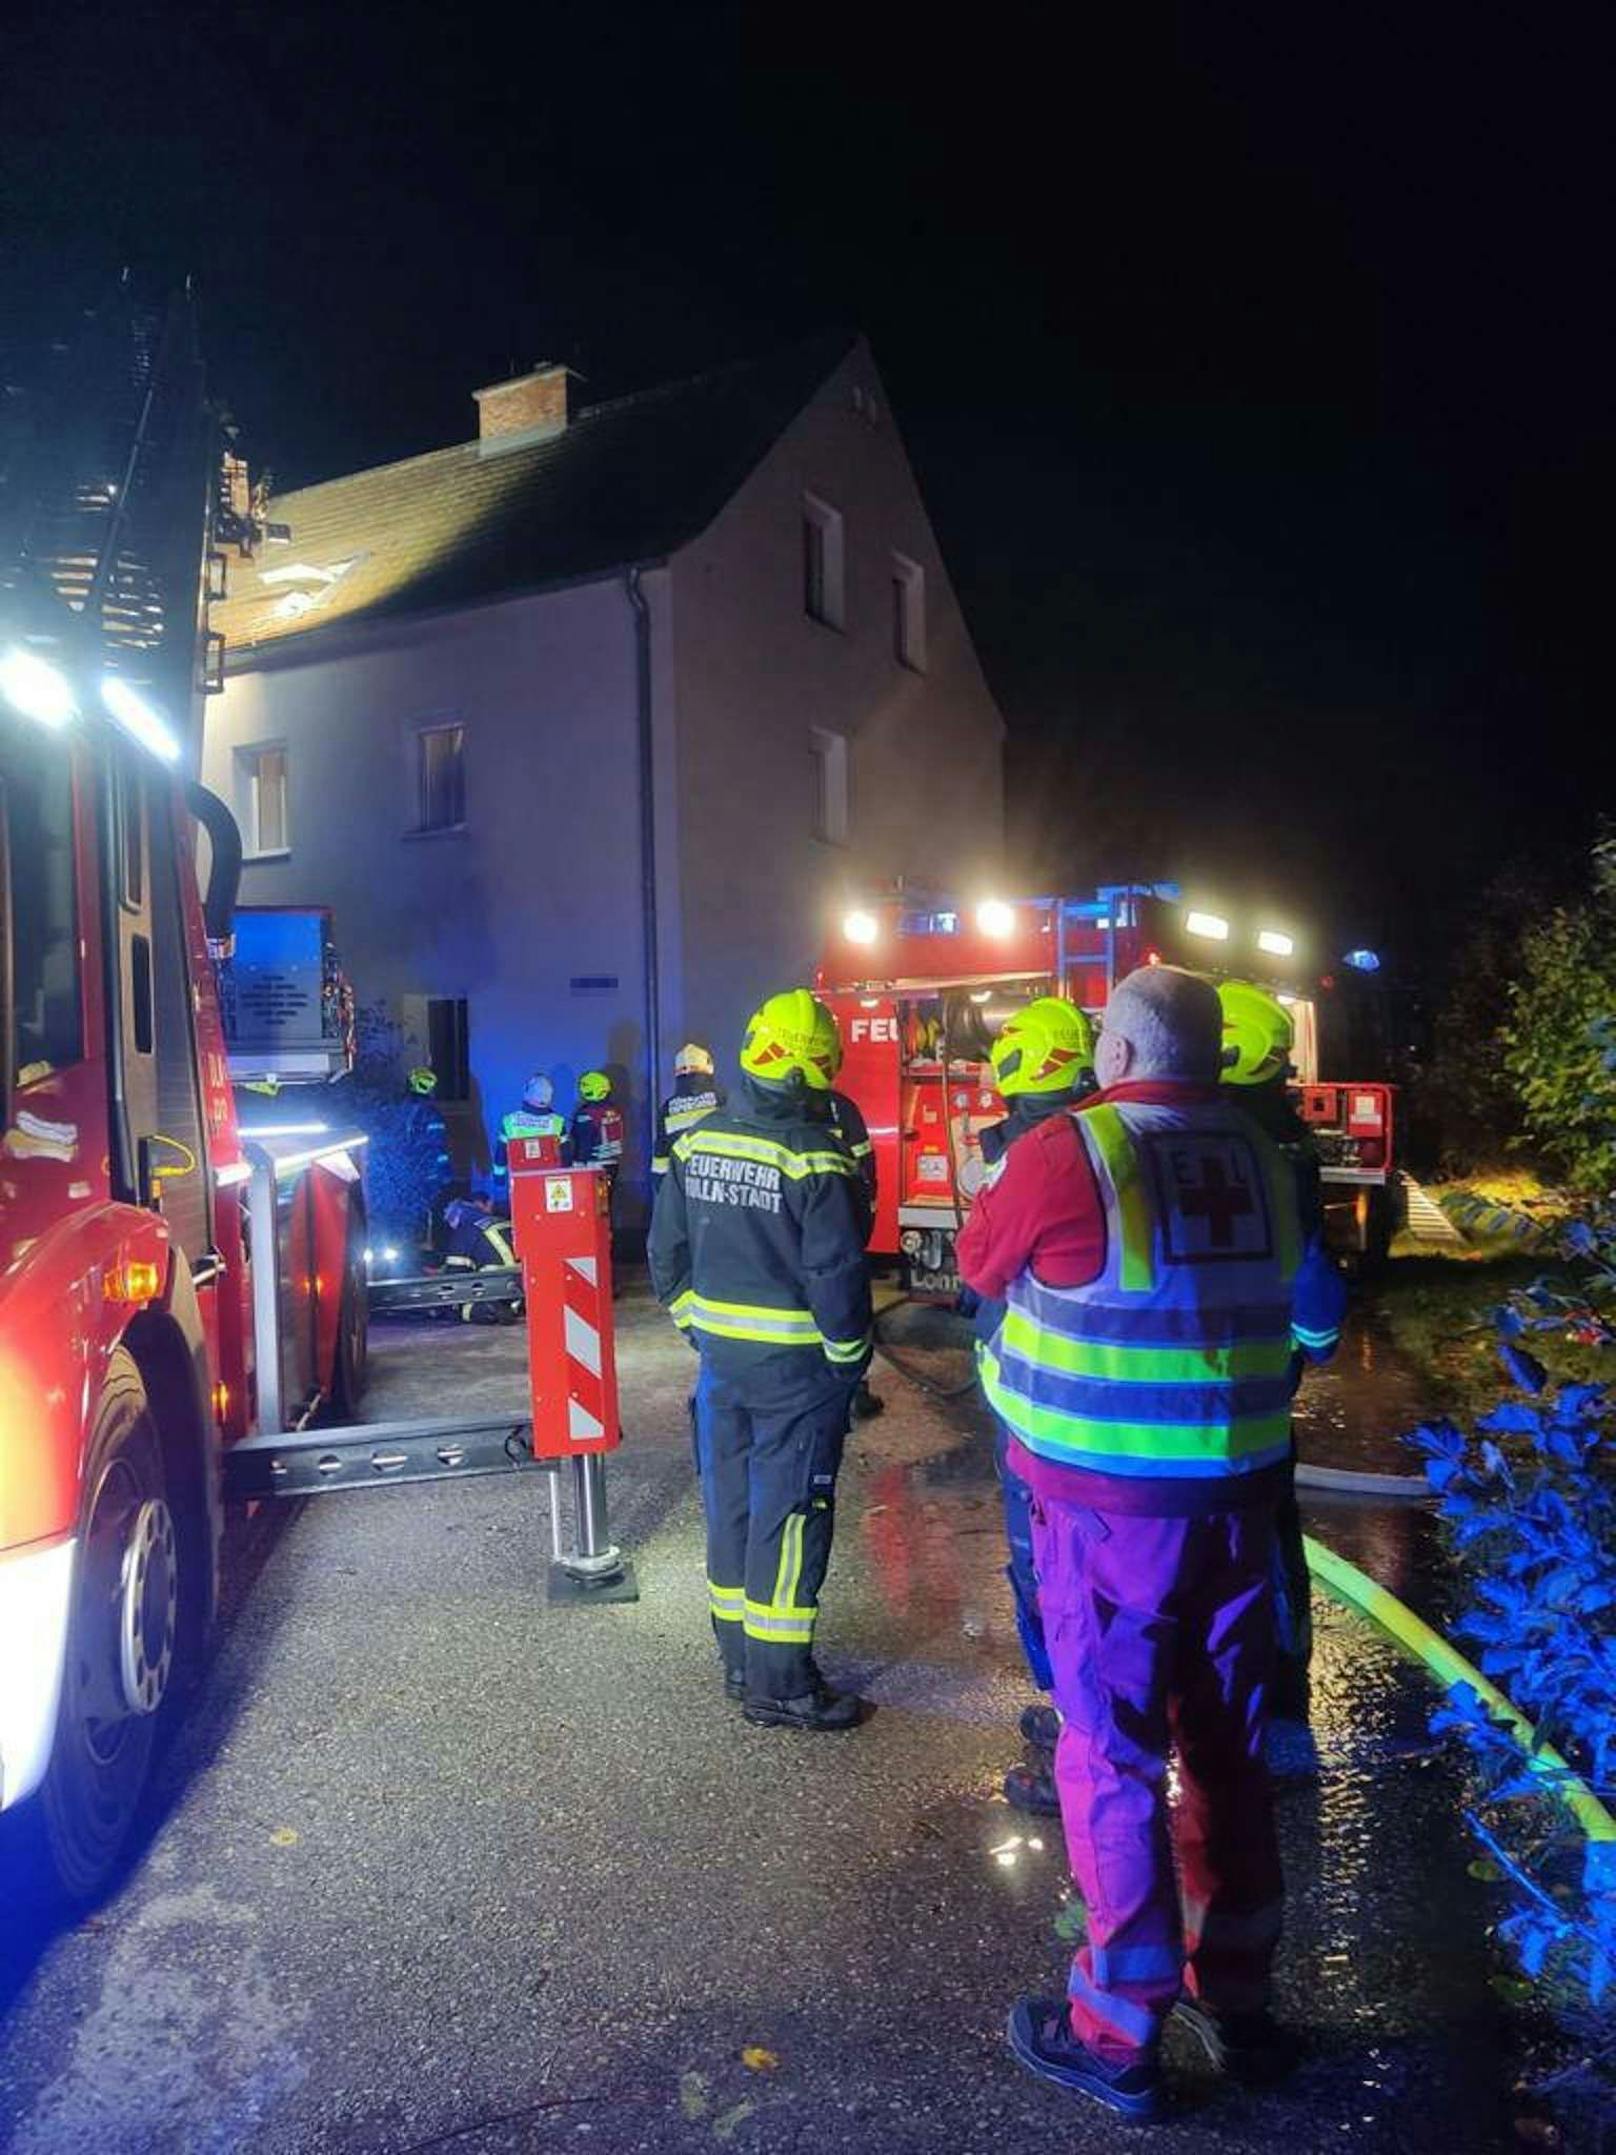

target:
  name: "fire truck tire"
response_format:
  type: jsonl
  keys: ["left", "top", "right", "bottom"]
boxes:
{"left": 38, "top": 1351, "right": 175, "bottom": 1901}
{"left": 331, "top": 1208, "right": 369, "bottom": 1416}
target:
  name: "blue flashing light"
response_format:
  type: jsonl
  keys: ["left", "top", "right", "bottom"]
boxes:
{"left": 1344, "top": 948, "right": 1381, "bottom": 973}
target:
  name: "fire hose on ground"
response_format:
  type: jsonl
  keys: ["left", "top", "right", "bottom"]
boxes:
{"left": 1303, "top": 1533, "right": 1616, "bottom": 1851}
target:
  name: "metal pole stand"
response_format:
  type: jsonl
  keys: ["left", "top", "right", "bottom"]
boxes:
{"left": 547, "top": 1451, "right": 639, "bottom": 1605}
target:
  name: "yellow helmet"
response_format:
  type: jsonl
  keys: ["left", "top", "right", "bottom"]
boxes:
{"left": 578, "top": 1070, "right": 611, "bottom": 1103}
{"left": 990, "top": 996, "right": 1097, "bottom": 1098}
{"left": 810, "top": 998, "right": 844, "bottom": 1080}
{"left": 1218, "top": 980, "right": 1294, "bottom": 1086}
{"left": 740, "top": 989, "right": 839, "bottom": 1092}
{"left": 407, "top": 1065, "right": 437, "bottom": 1096}
{"left": 674, "top": 1042, "right": 714, "bottom": 1077}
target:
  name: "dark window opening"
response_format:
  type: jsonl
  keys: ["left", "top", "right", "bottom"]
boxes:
{"left": 804, "top": 516, "right": 827, "bottom": 622}
{"left": 417, "top": 725, "right": 467, "bottom": 832}
{"left": 427, "top": 996, "right": 471, "bottom": 1101}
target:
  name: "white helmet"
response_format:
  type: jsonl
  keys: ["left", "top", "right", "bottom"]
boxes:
{"left": 522, "top": 1072, "right": 553, "bottom": 1110}
{"left": 674, "top": 1041, "right": 715, "bottom": 1077}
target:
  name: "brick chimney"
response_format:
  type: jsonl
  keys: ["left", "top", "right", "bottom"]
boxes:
{"left": 473, "top": 363, "right": 570, "bottom": 453}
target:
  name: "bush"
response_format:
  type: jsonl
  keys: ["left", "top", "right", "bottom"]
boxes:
{"left": 1406, "top": 1204, "right": 1616, "bottom": 2099}
{"left": 1501, "top": 838, "right": 1616, "bottom": 1196}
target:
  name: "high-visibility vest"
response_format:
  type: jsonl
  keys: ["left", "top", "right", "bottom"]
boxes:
{"left": 980, "top": 1098, "right": 1301, "bottom": 1483}
{"left": 501, "top": 1110, "right": 568, "bottom": 1167}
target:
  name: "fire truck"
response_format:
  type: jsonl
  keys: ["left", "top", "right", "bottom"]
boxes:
{"left": 816, "top": 886, "right": 1398, "bottom": 1295}
{"left": 0, "top": 288, "right": 538, "bottom": 1897}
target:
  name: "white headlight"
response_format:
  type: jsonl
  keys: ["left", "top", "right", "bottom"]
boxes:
{"left": 843, "top": 909, "right": 879, "bottom": 946}
{"left": 976, "top": 899, "right": 1015, "bottom": 938}
{"left": 1257, "top": 929, "right": 1294, "bottom": 958}
{"left": 0, "top": 646, "right": 77, "bottom": 730}
{"left": 102, "top": 676, "right": 182, "bottom": 764}
{"left": 1185, "top": 910, "right": 1230, "bottom": 941}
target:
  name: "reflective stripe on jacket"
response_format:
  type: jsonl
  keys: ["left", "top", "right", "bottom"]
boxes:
{"left": 647, "top": 1091, "right": 873, "bottom": 1395}
{"left": 652, "top": 1078, "right": 725, "bottom": 1176}
{"left": 981, "top": 1097, "right": 1301, "bottom": 1481}
{"left": 501, "top": 1108, "right": 567, "bottom": 1143}
{"left": 825, "top": 1089, "right": 875, "bottom": 1242}
{"left": 571, "top": 1101, "right": 625, "bottom": 1165}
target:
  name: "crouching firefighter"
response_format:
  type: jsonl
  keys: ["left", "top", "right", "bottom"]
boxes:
{"left": 648, "top": 988, "right": 873, "bottom": 1731}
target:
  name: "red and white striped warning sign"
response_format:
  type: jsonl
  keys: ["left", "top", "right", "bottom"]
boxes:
{"left": 562, "top": 1254, "right": 606, "bottom": 1442}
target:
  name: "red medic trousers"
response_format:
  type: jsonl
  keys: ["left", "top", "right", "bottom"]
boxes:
{"left": 1030, "top": 1494, "right": 1283, "bottom": 2065}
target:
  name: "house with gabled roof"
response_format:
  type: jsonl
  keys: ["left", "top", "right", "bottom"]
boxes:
{"left": 202, "top": 332, "right": 1005, "bottom": 1211}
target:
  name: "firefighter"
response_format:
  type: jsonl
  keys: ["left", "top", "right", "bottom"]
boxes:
{"left": 378, "top": 1065, "right": 452, "bottom": 1248}
{"left": 648, "top": 988, "right": 873, "bottom": 1731}
{"left": 960, "top": 966, "right": 1343, "bottom": 2119}
{"left": 500, "top": 1073, "right": 570, "bottom": 1159}
{"left": 441, "top": 1190, "right": 522, "bottom": 1323}
{"left": 652, "top": 1042, "right": 725, "bottom": 1178}
{"left": 571, "top": 1070, "right": 625, "bottom": 1172}
{"left": 958, "top": 996, "right": 1097, "bottom": 1816}
{"left": 1218, "top": 980, "right": 1344, "bottom": 1738}
{"left": 571, "top": 1070, "right": 626, "bottom": 1260}
{"left": 809, "top": 1000, "right": 884, "bottom": 1422}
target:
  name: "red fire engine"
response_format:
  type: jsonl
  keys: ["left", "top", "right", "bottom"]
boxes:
{"left": 0, "top": 290, "right": 544, "bottom": 1897}
{"left": 816, "top": 886, "right": 1398, "bottom": 1295}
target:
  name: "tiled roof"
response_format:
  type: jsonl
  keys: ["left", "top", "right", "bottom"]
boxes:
{"left": 218, "top": 331, "right": 854, "bottom": 657}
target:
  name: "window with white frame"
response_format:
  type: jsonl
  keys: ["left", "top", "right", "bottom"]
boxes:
{"left": 802, "top": 494, "right": 845, "bottom": 630}
{"left": 414, "top": 722, "right": 467, "bottom": 833}
{"left": 235, "top": 742, "right": 289, "bottom": 857}
{"left": 892, "top": 552, "right": 926, "bottom": 672}
{"left": 810, "top": 727, "right": 849, "bottom": 845}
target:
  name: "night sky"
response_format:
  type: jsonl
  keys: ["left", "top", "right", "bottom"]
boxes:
{"left": 4, "top": 4, "right": 1611, "bottom": 977}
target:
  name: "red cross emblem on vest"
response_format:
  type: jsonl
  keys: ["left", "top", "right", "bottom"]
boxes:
{"left": 1178, "top": 1155, "right": 1256, "bottom": 1246}
{"left": 1152, "top": 1134, "right": 1271, "bottom": 1262}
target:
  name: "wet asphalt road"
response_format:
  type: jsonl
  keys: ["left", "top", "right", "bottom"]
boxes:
{"left": 0, "top": 1289, "right": 1514, "bottom": 2153}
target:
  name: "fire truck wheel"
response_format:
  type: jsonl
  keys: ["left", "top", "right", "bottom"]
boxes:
{"left": 331, "top": 1210, "right": 369, "bottom": 1416}
{"left": 39, "top": 1351, "right": 174, "bottom": 1901}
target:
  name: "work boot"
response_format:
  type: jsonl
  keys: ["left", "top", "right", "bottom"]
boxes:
{"left": 851, "top": 1381, "right": 885, "bottom": 1420}
{"left": 1006, "top": 1998, "right": 1163, "bottom": 2122}
{"left": 1003, "top": 1758, "right": 1062, "bottom": 1815}
{"left": 723, "top": 1668, "right": 747, "bottom": 1701}
{"left": 743, "top": 1679, "right": 862, "bottom": 1732}
{"left": 1019, "top": 1703, "right": 1061, "bottom": 1754}
{"left": 1171, "top": 1999, "right": 1303, "bottom": 2086}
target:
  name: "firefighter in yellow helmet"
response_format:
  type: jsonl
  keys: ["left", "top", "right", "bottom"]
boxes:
{"left": 809, "top": 998, "right": 884, "bottom": 1420}
{"left": 971, "top": 995, "right": 1098, "bottom": 1814}
{"left": 1217, "top": 979, "right": 1345, "bottom": 1748}
{"left": 569, "top": 1069, "right": 626, "bottom": 1249}
{"left": 648, "top": 988, "right": 871, "bottom": 1730}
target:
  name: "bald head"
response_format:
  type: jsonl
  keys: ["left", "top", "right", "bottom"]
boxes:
{"left": 1096, "top": 966, "right": 1223, "bottom": 1086}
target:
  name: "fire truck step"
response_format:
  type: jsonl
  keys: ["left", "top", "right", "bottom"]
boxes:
{"left": 223, "top": 1415, "right": 545, "bottom": 1499}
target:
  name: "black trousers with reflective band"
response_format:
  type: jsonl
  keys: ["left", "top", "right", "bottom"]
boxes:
{"left": 693, "top": 1361, "right": 850, "bottom": 1698}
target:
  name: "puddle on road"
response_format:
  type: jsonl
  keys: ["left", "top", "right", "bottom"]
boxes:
{"left": 1293, "top": 1309, "right": 1433, "bottom": 1474}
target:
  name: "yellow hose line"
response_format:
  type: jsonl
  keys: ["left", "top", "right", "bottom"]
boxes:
{"left": 1303, "top": 1532, "right": 1616, "bottom": 1847}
